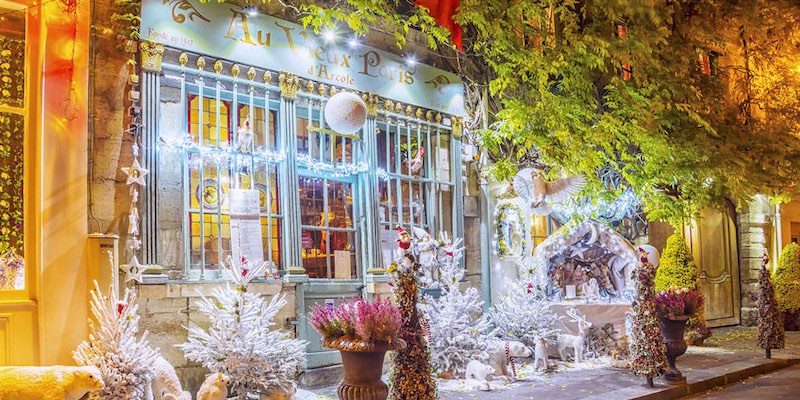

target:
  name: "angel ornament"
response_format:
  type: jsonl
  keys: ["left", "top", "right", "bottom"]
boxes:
{"left": 513, "top": 168, "right": 586, "bottom": 216}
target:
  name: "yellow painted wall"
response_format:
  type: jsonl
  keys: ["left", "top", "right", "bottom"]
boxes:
{"left": 780, "top": 199, "right": 800, "bottom": 250}
{"left": 35, "top": 2, "right": 91, "bottom": 365}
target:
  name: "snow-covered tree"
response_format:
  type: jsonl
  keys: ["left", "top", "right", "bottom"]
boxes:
{"left": 179, "top": 257, "right": 306, "bottom": 398}
{"left": 420, "top": 233, "right": 494, "bottom": 376}
{"left": 421, "top": 284, "right": 494, "bottom": 376}
{"left": 73, "top": 281, "right": 159, "bottom": 400}
{"left": 489, "top": 278, "right": 560, "bottom": 348}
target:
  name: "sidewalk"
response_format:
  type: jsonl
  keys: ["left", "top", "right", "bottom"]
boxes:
{"left": 302, "top": 327, "right": 800, "bottom": 400}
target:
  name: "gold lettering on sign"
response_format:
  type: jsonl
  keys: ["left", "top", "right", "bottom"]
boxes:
{"left": 165, "top": 0, "right": 210, "bottom": 24}
{"left": 275, "top": 22, "right": 297, "bottom": 49}
{"left": 225, "top": 10, "right": 256, "bottom": 46}
{"left": 359, "top": 50, "right": 415, "bottom": 85}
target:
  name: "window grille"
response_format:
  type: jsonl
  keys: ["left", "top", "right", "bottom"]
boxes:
{"left": 159, "top": 60, "right": 283, "bottom": 280}
{"left": 375, "top": 112, "right": 455, "bottom": 268}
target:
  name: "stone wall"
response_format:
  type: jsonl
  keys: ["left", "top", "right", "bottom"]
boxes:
{"left": 136, "top": 282, "right": 297, "bottom": 393}
{"left": 737, "top": 195, "right": 776, "bottom": 326}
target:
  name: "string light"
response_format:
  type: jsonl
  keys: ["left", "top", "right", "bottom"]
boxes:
{"left": 158, "top": 135, "right": 287, "bottom": 164}
{"left": 551, "top": 189, "right": 641, "bottom": 222}
{"left": 296, "top": 153, "right": 368, "bottom": 177}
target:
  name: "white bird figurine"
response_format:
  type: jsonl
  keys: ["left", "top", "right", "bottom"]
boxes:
{"left": 237, "top": 118, "right": 253, "bottom": 152}
{"left": 407, "top": 146, "right": 425, "bottom": 174}
{"left": 513, "top": 168, "right": 586, "bottom": 215}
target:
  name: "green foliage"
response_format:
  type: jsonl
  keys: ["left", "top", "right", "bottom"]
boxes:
{"left": 655, "top": 235, "right": 698, "bottom": 292}
{"left": 297, "top": 0, "right": 800, "bottom": 226}
{"left": 774, "top": 243, "right": 800, "bottom": 313}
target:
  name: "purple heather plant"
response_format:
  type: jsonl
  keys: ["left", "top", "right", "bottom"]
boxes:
{"left": 355, "top": 296, "right": 402, "bottom": 343}
{"left": 655, "top": 287, "right": 704, "bottom": 320}
{"left": 309, "top": 297, "right": 402, "bottom": 344}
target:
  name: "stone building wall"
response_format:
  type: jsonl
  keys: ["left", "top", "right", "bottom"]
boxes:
{"left": 737, "top": 196, "right": 776, "bottom": 326}
{"left": 137, "top": 282, "right": 297, "bottom": 393}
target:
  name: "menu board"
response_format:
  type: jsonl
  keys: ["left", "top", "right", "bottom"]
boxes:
{"left": 229, "top": 189, "right": 264, "bottom": 264}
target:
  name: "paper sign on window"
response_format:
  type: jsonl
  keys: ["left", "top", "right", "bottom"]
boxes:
{"left": 229, "top": 189, "right": 264, "bottom": 265}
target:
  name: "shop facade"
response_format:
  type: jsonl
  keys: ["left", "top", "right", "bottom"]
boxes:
{"left": 81, "top": 0, "right": 476, "bottom": 386}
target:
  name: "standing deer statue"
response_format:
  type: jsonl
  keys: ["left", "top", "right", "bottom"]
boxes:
{"left": 556, "top": 308, "right": 593, "bottom": 364}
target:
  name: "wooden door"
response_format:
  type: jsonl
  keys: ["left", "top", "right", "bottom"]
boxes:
{"left": 683, "top": 206, "right": 740, "bottom": 327}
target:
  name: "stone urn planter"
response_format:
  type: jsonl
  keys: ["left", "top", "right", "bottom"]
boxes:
{"left": 323, "top": 337, "right": 407, "bottom": 400}
{"left": 660, "top": 315, "right": 689, "bottom": 384}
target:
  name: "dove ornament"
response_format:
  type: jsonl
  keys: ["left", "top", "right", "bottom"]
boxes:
{"left": 513, "top": 168, "right": 586, "bottom": 216}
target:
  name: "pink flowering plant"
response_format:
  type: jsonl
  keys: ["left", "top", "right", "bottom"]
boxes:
{"left": 310, "top": 297, "right": 402, "bottom": 344}
{"left": 655, "top": 287, "right": 704, "bottom": 320}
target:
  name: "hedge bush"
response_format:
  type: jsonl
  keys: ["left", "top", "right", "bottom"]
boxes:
{"left": 774, "top": 243, "right": 800, "bottom": 314}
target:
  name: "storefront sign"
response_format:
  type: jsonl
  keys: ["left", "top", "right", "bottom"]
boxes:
{"left": 140, "top": 0, "right": 465, "bottom": 115}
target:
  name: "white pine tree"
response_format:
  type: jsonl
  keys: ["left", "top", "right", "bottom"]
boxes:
{"left": 420, "top": 233, "right": 495, "bottom": 376}
{"left": 490, "top": 278, "right": 561, "bottom": 348}
{"left": 73, "top": 281, "right": 159, "bottom": 400}
{"left": 179, "top": 257, "right": 307, "bottom": 398}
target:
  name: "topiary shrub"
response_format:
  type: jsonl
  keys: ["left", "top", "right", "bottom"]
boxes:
{"left": 655, "top": 234, "right": 711, "bottom": 343}
{"left": 774, "top": 243, "right": 800, "bottom": 330}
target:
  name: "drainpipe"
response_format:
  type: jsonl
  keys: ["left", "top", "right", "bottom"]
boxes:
{"left": 479, "top": 86, "right": 492, "bottom": 311}
{"left": 776, "top": 204, "right": 783, "bottom": 268}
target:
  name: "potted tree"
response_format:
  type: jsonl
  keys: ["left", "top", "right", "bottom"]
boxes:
{"left": 654, "top": 287, "right": 704, "bottom": 383}
{"left": 310, "top": 297, "right": 406, "bottom": 400}
{"left": 655, "top": 234, "right": 712, "bottom": 345}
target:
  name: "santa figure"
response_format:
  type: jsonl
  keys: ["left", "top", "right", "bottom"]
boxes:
{"left": 396, "top": 225, "right": 412, "bottom": 254}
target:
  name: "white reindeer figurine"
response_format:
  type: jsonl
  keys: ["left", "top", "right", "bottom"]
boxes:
{"left": 532, "top": 336, "right": 549, "bottom": 372}
{"left": 556, "top": 308, "right": 592, "bottom": 364}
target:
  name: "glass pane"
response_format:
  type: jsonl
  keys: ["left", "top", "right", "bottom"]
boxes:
{"left": 238, "top": 105, "right": 278, "bottom": 151}
{"left": 188, "top": 95, "right": 230, "bottom": 147}
{"left": 0, "top": 9, "right": 25, "bottom": 290}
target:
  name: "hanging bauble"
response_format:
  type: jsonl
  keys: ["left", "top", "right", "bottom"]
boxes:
{"left": 324, "top": 92, "right": 367, "bottom": 134}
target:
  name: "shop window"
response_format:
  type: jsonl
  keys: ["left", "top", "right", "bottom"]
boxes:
{"left": 0, "top": 9, "right": 25, "bottom": 290}
{"left": 299, "top": 176, "right": 357, "bottom": 279}
{"left": 531, "top": 215, "right": 558, "bottom": 254}
{"left": 161, "top": 79, "right": 282, "bottom": 279}
{"left": 376, "top": 119, "right": 455, "bottom": 267}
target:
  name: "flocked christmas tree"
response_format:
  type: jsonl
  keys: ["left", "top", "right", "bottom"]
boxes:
{"left": 388, "top": 226, "right": 436, "bottom": 400}
{"left": 179, "top": 257, "right": 307, "bottom": 398}
{"left": 490, "top": 259, "right": 560, "bottom": 349}
{"left": 73, "top": 281, "right": 159, "bottom": 399}
{"left": 757, "top": 253, "right": 785, "bottom": 358}
{"left": 420, "top": 233, "right": 495, "bottom": 377}
{"left": 628, "top": 249, "right": 668, "bottom": 387}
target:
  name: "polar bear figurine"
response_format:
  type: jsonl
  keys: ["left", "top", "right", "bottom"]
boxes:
{"left": 487, "top": 340, "right": 532, "bottom": 377}
{"left": 197, "top": 372, "right": 229, "bottom": 400}
{"left": 465, "top": 360, "right": 495, "bottom": 391}
{"left": 0, "top": 365, "right": 104, "bottom": 400}
{"left": 151, "top": 355, "right": 191, "bottom": 400}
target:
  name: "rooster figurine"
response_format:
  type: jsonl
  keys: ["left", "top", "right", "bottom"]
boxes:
{"left": 237, "top": 118, "right": 253, "bottom": 152}
{"left": 407, "top": 146, "right": 425, "bottom": 174}
{"left": 512, "top": 168, "right": 585, "bottom": 216}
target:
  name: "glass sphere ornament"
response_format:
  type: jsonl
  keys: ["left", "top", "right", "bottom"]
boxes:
{"left": 324, "top": 92, "right": 367, "bottom": 134}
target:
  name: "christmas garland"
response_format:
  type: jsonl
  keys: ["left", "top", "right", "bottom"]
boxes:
{"left": 0, "top": 37, "right": 25, "bottom": 255}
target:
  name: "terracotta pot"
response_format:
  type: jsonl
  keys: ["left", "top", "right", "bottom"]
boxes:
{"left": 322, "top": 338, "right": 407, "bottom": 400}
{"left": 660, "top": 316, "right": 689, "bottom": 384}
